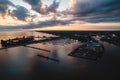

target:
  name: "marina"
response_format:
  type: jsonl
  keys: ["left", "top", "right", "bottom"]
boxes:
{"left": 0, "top": 31, "right": 120, "bottom": 80}
{"left": 0, "top": 0, "right": 120, "bottom": 79}
{"left": 68, "top": 41, "right": 104, "bottom": 60}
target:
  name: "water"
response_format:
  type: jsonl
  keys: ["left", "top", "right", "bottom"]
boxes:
{"left": 0, "top": 30, "right": 120, "bottom": 80}
{"left": 0, "top": 30, "right": 55, "bottom": 47}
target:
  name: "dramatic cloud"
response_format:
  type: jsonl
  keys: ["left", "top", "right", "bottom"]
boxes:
{"left": 23, "top": 0, "right": 60, "bottom": 14}
{"left": 0, "top": 0, "right": 29, "bottom": 21}
{"left": 70, "top": 15, "right": 120, "bottom": 24}
{"left": 69, "top": 0, "right": 120, "bottom": 16}
{"left": 23, "top": 0, "right": 42, "bottom": 13}
{"left": 0, "top": 0, "right": 15, "bottom": 16}
{"left": 0, "top": 0, "right": 120, "bottom": 30}
{"left": 47, "top": 0, "right": 60, "bottom": 13}
{"left": 10, "top": 6, "right": 30, "bottom": 21}
{"left": 68, "top": 0, "right": 120, "bottom": 22}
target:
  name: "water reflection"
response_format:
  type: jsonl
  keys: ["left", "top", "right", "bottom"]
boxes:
{"left": 0, "top": 31, "right": 120, "bottom": 80}
{"left": 0, "top": 30, "right": 56, "bottom": 48}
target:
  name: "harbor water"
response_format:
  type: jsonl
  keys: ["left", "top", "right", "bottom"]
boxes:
{"left": 0, "top": 30, "right": 120, "bottom": 80}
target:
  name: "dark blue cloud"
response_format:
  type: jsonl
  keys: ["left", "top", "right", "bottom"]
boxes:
{"left": 69, "top": 0, "right": 120, "bottom": 22}
{"left": 23, "top": 0, "right": 42, "bottom": 13}
{"left": 23, "top": 0, "right": 60, "bottom": 14}
{"left": 24, "top": 0, "right": 40, "bottom": 5}
{"left": 10, "top": 6, "right": 30, "bottom": 21}
{"left": 0, "top": 0, "right": 15, "bottom": 16}
{"left": 47, "top": 0, "right": 60, "bottom": 13}
{"left": 0, "top": 0, "right": 29, "bottom": 21}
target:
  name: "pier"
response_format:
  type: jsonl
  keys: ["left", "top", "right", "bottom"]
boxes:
{"left": 24, "top": 45, "right": 50, "bottom": 52}
{"left": 0, "top": 36, "right": 61, "bottom": 49}
{"left": 37, "top": 54, "right": 59, "bottom": 62}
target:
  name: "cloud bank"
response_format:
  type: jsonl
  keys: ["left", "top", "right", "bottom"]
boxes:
{"left": 0, "top": 18, "right": 71, "bottom": 30}
{"left": 68, "top": 0, "right": 120, "bottom": 22}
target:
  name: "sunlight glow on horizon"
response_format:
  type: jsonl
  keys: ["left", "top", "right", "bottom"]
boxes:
{"left": 0, "top": 0, "right": 120, "bottom": 31}
{"left": 31, "top": 22, "right": 120, "bottom": 31}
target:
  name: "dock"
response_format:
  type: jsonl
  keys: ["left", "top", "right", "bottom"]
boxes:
{"left": 24, "top": 45, "right": 50, "bottom": 52}
{"left": 37, "top": 54, "right": 59, "bottom": 62}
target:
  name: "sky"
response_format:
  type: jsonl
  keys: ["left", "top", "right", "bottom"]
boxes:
{"left": 0, "top": 0, "right": 120, "bottom": 31}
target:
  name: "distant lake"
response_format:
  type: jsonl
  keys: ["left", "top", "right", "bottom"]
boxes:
{"left": 0, "top": 30, "right": 120, "bottom": 80}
